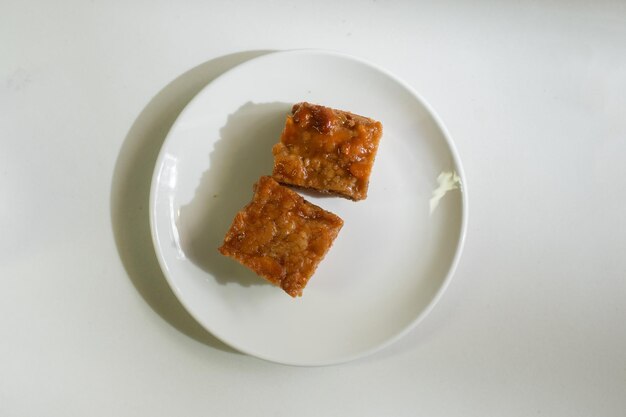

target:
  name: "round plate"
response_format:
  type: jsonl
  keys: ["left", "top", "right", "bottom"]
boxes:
{"left": 150, "top": 50, "right": 467, "bottom": 366}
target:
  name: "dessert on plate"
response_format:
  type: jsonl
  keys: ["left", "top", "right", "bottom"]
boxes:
{"left": 272, "top": 102, "right": 383, "bottom": 201}
{"left": 219, "top": 176, "right": 343, "bottom": 297}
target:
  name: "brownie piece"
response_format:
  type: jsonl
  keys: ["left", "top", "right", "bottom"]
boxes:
{"left": 272, "top": 102, "right": 383, "bottom": 201}
{"left": 218, "top": 176, "right": 343, "bottom": 297}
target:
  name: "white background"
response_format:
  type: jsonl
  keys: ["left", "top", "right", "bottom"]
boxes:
{"left": 2, "top": 1, "right": 625, "bottom": 415}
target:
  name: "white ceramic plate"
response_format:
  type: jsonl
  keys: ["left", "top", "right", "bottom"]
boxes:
{"left": 150, "top": 50, "right": 467, "bottom": 366}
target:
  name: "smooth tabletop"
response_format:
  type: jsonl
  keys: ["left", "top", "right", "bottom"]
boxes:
{"left": 2, "top": 1, "right": 625, "bottom": 416}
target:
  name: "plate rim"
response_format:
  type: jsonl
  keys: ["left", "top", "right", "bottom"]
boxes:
{"left": 148, "top": 49, "right": 469, "bottom": 366}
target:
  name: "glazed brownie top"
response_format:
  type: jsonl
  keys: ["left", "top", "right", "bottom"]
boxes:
{"left": 272, "top": 102, "right": 383, "bottom": 201}
{"left": 219, "top": 176, "right": 343, "bottom": 297}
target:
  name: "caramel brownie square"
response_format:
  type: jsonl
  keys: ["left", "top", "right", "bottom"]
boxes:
{"left": 272, "top": 102, "right": 383, "bottom": 201}
{"left": 218, "top": 176, "right": 343, "bottom": 297}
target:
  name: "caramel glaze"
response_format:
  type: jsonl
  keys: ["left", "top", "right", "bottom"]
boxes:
{"left": 272, "top": 102, "right": 383, "bottom": 201}
{"left": 219, "top": 176, "right": 343, "bottom": 297}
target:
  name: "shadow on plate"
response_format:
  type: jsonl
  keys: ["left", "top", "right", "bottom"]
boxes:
{"left": 110, "top": 50, "right": 272, "bottom": 353}
{"left": 178, "top": 101, "right": 291, "bottom": 287}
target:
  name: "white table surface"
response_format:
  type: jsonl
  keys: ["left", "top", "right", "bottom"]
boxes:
{"left": 2, "top": 1, "right": 625, "bottom": 415}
